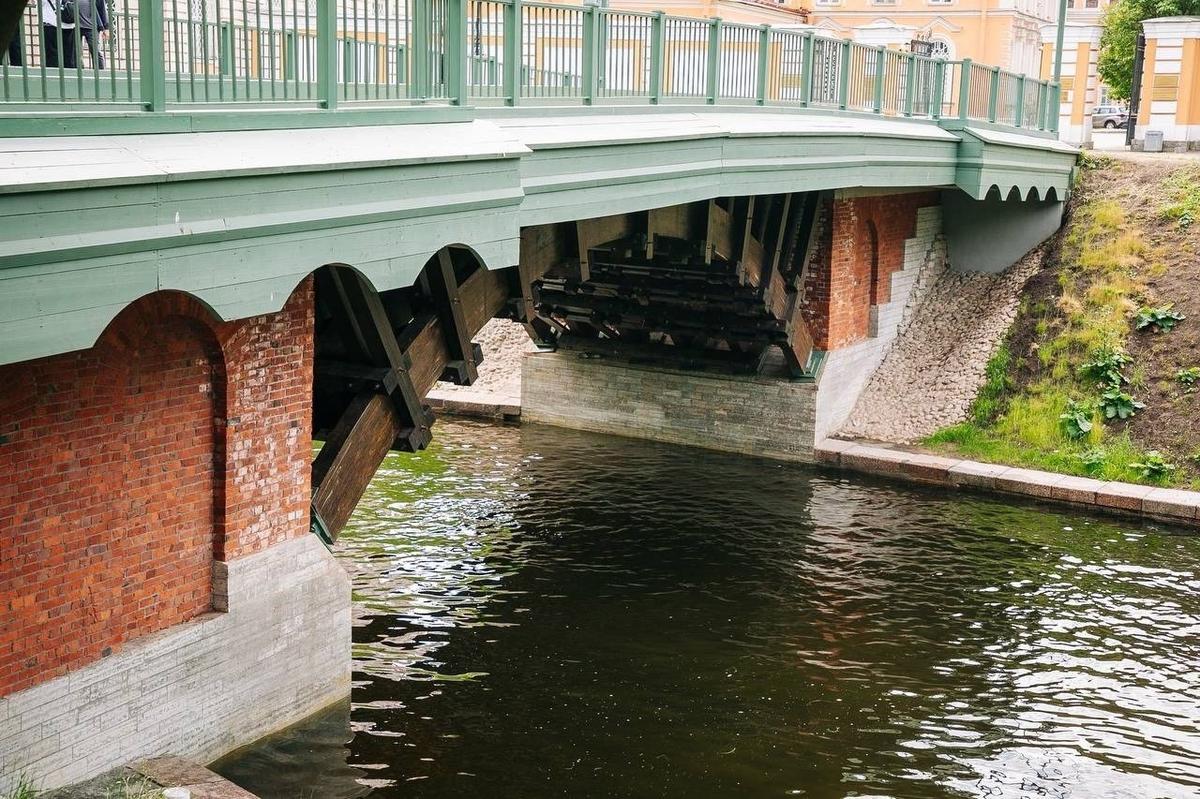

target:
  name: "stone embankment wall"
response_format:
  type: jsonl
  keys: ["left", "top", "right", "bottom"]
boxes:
{"left": 523, "top": 355, "right": 819, "bottom": 460}
{"left": 0, "top": 280, "right": 350, "bottom": 793}
{"left": 840, "top": 248, "right": 1043, "bottom": 442}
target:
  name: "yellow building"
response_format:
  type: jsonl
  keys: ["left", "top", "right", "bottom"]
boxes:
{"left": 1037, "top": 0, "right": 1115, "bottom": 145}
{"left": 798, "top": 0, "right": 1057, "bottom": 75}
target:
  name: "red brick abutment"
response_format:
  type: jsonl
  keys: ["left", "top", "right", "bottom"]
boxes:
{"left": 0, "top": 280, "right": 349, "bottom": 791}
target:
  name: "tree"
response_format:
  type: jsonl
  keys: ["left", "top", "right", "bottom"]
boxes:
{"left": 1098, "top": 0, "right": 1200, "bottom": 101}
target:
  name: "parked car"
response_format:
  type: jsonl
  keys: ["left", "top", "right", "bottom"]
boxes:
{"left": 1093, "top": 106, "right": 1129, "bottom": 129}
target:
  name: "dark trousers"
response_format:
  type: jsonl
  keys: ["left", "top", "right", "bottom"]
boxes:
{"left": 5, "top": 29, "right": 22, "bottom": 66}
{"left": 80, "top": 27, "right": 103, "bottom": 69}
{"left": 42, "top": 24, "right": 77, "bottom": 69}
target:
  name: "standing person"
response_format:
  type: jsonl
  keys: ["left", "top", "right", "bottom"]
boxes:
{"left": 41, "top": 0, "right": 76, "bottom": 69}
{"left": 5, "top": 24, "right": 23, "bottom": 66}
{"left": 76, "top": 0, "right": 106, "bottom": 69}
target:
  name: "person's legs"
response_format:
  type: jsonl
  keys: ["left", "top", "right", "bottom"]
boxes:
{"left": 42, "top": 24, "right": 59, "bottom": 67}
{"left": 6, "top": 28, "right": 23, "bottom": 66}
{"left": 82, "top": 27, "right": 102, "bottom": 69}
{"left": 63, "top": 26, "right": 77, "bottom": 69}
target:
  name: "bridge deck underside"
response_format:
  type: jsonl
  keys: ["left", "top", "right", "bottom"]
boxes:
{"left": 310, "top": 191, "right": 823, "bottom": 539}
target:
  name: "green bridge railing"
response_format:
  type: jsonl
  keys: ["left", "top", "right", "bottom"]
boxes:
{"left": 2, "top": 0, "right": 1058, "bottom": 133}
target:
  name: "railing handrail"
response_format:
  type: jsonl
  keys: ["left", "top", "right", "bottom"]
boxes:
{"left": 0, "top": 0, "right": 1059, "bottom": 135}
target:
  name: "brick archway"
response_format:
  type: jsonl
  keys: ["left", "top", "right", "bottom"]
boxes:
{"left": 0, "top": 291, "right": 225, "bottom": 697}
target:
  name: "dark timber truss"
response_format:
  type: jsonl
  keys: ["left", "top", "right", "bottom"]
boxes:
{"left": 308, "top": 192, "right": 824, "bottom": 540}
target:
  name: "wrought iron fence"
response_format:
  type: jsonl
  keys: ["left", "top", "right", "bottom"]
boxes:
{"left": 0, "top": 0, "right": 1059, "bottom": 133}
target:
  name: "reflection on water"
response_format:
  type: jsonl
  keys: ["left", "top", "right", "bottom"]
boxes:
{"left": 214, "top": 421, "right": 1200, "bottom": 799}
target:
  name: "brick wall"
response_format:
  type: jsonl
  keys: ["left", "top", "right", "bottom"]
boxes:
{"left": 0, "top": 281, "right": 314, "bottom": 698}
{"left": 803, "top": 191, "right": 940, "bottom": 350}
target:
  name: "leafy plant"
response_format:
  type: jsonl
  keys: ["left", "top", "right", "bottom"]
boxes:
{"left": 1129, "top": 451, "right": 1177, "bottom": 481}
{"left": 1079, "top": 345, "right": 1131, "bottom": 387}
{"left": 1162, "top": 170, "right": 1200, "bottom": 230}
{"left": 1134, "top": 305, "right": 1185, "bottom": 333}
{"left": 1176, "top": 366, "right": 1200, "bottom": 388}
{"left": 1099, "top": 388, "right": 1145, "bottom": 421}
{"left": 1059, "top": 399, "right": 1096, "bottom": 440}
{"left": 1077, "top": 446, "right": 1108, "bottom": 474}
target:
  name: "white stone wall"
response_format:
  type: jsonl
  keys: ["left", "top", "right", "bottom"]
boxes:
{"left": 815, "top": 206, "right": 947, "bottom": 441}
{"left": 522, "top": 354, "right": 818, "bottom": 461}
{"left": 0, "top": 536, "right": 352, "bottom": 793}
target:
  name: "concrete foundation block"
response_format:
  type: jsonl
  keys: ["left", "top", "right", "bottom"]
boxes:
{"left": 1049, "top": 475, "right": 1105, "bottom": 506}
{"left": 897, "top": 453, "right": 962, "bottom": 484}
{"left": 1095, "top": 482, "right": 1156, "bottom": 512}
{"left": 946, "top": 461, "right": 1010, "bottom": 490}
{"left": 522, "top": 351, "right": 818, "bottom": 461}
{"left": 993, "top": 467, "right": 1065, "bottom": 499}
{"left": 1142, "top": 488, "right": 1200, "bottom": 521}
{"left": 0, "top": 536, "right": 351, "bottom": 793}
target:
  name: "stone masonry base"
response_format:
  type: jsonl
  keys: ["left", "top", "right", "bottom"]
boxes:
{"left": 0, "top": 536, "right": 351, "bottom": 793}
{"left": 522, "top": 351, "right": 818, "bottom": 462}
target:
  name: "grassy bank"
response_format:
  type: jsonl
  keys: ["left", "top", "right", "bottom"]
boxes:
{"left": 925, "top": 155, "right": 1200, "bottom": 489}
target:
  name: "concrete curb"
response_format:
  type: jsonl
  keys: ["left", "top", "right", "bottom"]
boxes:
{"left": 426, "top": 390, "right": 521, "bottom": 421}
{"left": 816, "top": 438, "right": 1200, "bottom": 527}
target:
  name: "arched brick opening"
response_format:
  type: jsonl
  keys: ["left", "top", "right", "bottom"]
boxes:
{"left": 866, "top": 219, "right": 882, "bottom": 306}
{"left": 0, "top": 291, "right": 225, "bottom": 697}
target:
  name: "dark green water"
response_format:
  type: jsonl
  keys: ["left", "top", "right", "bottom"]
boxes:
{"left": 214, "top": 421, "right": 1200, "bottom": 799}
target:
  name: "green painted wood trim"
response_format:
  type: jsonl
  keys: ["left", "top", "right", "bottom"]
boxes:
{"left": 903, "top": 52, "right": 916, "bottom": 117}
{"left": 706, "top": 18, "right": 722, "bottom": 106}
{"left": 931, "top": 60, "right": 945, "bottom": 121}
{"left": 138, "top": 0, "right": 166, "bottom": 111}
{"left": 445, "top": 0, "right": 469, "bottom": 105}
{"left": 987, "top": 67, "right": 999, "bottom": 123}
{"left": 957, "top": 59, "right": 972, "bottom": 122}
{"left": 799, "top": 32, "right": 814, "bottom": 108}
{"left": 1014, "top": 75, "right": 1026, "bottom": 128}
{"left": 316, "top": 0, "right": 337, "bottom": 110}
{"left": 872, "top": 47, "right": 885, "bottom": 114}
{"left": 837, "top": 39, "right": 851, "bottom": 111}
{"left": 755, "top": 25, "right": 770, "bottom": 107}
{"left": 649, "top": 12, "right": 665, "bottom": 105}
{"left": 503, "top": 0, "right": 522, "bottom": 106}
{"left": 581, "top": 5, "right": 598, "bottom": 105}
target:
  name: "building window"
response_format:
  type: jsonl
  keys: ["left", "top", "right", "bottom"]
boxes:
{"left": 928, "top": 39, "right": 952, "bottom": 58}
{"left": 872, "top": 0, "right": 897, "bottom": 5}
{"left": 814, "top": 0, "right": 841, "bottom": 6}
{"left": 927, "top": 0, "right": 953, "bottom": 5}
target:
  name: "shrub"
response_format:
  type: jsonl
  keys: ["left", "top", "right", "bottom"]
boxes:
{"left": 1077, "top": 446, "right": 1108, "bottom": 474}
{"left": 1079, "top": 345, "right": 1131, "bottom": 387}
{"left": 1176, "top": 367, "right": 1200, "bottom": 388}
{"left": 1134, "top": 305, "right": 1185, "bottom": 333}
{"left": 1059, "top": 399, "right": 1096, "bottom": 440}
{"left": 1129, "top": 451, "right": 1177, "bottom": 481}
{"left": 1099, "top": 388, "right": 1145, "bottom": 421}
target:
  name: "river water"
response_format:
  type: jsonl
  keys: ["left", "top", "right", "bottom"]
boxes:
{"left": 214, "top": 421, "right": 1200, "bottom": 799}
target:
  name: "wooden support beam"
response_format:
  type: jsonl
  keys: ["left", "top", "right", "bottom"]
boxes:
{"left": 312, "top": 265, "right": 514, "bottom": 541}
{"left": 311, "top": 391, "right": 405, "bottom": 539}
{"left": 428, "top": 249, "right": 479, "bottom": 385}
{"left": 513, "top": 226, "right": 565, "bottom": 347}
{"left": 577, "top": 214, "right": 637, "bottom": 282}
{"left": 646, "top": 203, "right": 702, "bottom": 259}
{"left": 705, "top": 200, "right": 735, "bottom": 264}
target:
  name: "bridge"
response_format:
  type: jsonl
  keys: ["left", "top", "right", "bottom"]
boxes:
{"left": 0, "top": 0, "right": 1076, "bottom": 791}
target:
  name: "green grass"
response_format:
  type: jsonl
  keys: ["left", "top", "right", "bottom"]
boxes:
{"left": 1162, "top": 168, "right": 1200, "bottom": 230}
{"left": 923, "top": 175, "right": 1182, "bottom": 487}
